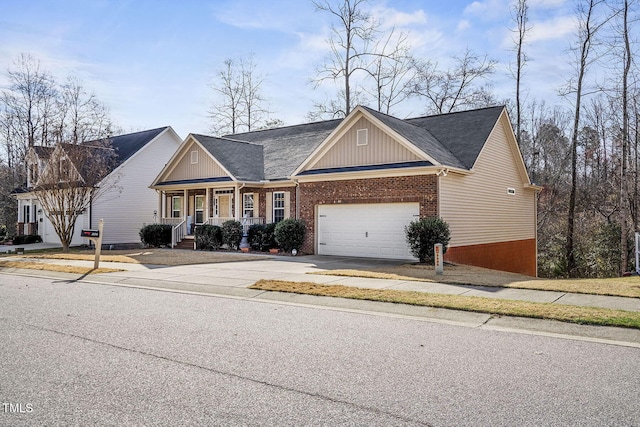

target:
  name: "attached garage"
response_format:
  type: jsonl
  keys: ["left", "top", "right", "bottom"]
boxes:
{"left": 316, "top": 203, "right": 419, "bottom": 260}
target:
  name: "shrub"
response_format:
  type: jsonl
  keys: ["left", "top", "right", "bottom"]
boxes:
{"left": 194, "top": 224, "right": 223, "bottom": 251}
{"left": 139, "top": 224, "right": 172, "bottom": 248}
{"left": 274, "top": 218, "right": 306, "bottom": 253}
{"left": 222, "top": 220, "right": 243, "bottom": 250}
{"left": 248, "top": 223, "right": 277, "bottom": 252}
{"left": 12, "top": 234, "right": 43, "bottom": 245}
{"left": 0, "top": 225, "right": 7, "bottom": 241}
{"left": 405, "top": 217, "right": 450, "bottom": 263}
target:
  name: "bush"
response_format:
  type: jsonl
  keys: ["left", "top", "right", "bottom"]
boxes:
{"left": 12, "top": 234, "right": 43, "bottom": 245}
{"left": 0, "top": 225, "right": 7, "bottom": 241}
{"left": 139, "top": 224, "right": 172, "bottom": 248}
{"left": 248, "top": 223, "right": 277, "bottom": 252}
{"left": 274, "top": 218, "right": 306, "bottom": 253}
{"left": 194, "top": 224, "right": 223, "bottom": 251}
{"left": 222, "top": 220, "right": 243, "bottom": 250}
{"left": 405, "top": 217, "right": 450, "bottom": 263}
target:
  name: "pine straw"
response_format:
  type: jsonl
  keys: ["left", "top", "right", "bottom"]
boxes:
{"left": 0, "top": 260, "right": 122, "bottom": 275}
{"left": 308, "top": 268, "right": 640, "bottom": 298}
{"left": 250, "top": 280, "right": 640, "bottom": 329}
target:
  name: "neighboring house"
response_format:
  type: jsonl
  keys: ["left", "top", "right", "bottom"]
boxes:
{"left": 14, "top": 127, "right": 182, "bottom": 247}
{"left": 151, "top": 106, "right": 540, "bottom": 276}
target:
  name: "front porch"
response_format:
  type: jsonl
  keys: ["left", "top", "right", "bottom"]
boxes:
{"left": 156, "top": 186, "right": 264, "bottom": 248}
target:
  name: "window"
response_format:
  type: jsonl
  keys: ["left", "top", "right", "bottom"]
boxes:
{"left": 357, "top": 128, "right": 368, "bottom": 146}
{"left": 243, "top": 193, "right": 254, "bottom": 218}
{"left": 172, "top": 196, "right": 182, "bottom": 218}
{"left": 191, "top": 150, "right": 198, "bottom": 164}
{"left": 273, "top": 192, "right": 285, "bottom": 223}
{"left": 23, "top": 205, "right": 30, "bottom": 223}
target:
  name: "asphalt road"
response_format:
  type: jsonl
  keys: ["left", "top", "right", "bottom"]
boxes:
{"left": 1, "top": 273, "right": 639, "bottom": 426}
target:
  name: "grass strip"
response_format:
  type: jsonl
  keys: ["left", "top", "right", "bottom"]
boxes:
{"left": 250, "top": 279, "right": 640, "bottom": 330}
{"left": 20, "top": 253, "right": 141, "bottom": 264}
{"left": 308, "top": 269, "right": 640, "bottom": 299}
{"left": 0, "top": 260, "right": 122, "bottom": 275}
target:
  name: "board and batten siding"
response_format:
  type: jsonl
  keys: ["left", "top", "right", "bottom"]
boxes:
{"left": 91, "top": 130, "right": 181, "bottom": 244}
{"left": 439, "top": 115, "right": 536, "bottom": 248}
{"left": 161, "top": 140, "right": 228, "bottom": 182}
{"left": 308, "top": 117, "right": 421, "bottom": 170}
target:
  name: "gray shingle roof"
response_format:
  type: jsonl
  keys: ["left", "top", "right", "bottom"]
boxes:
{"left": 407, "top": 106, "right": 504, "bottom": 169}
{"left": 194, "top": 106, "right": 504, "bottom": 180}
{"left": 89, "top": 127, "right": 169, "bottom": 167}
{"left": 192, "top": 134, "right": 265, "bottom": 181}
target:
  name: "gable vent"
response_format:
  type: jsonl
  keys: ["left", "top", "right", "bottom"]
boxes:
{"left": 191, "top": 150, "right": 198, "bottom": 164}
{"left": 356, "top": 128, "right": 368, "bottom": 146}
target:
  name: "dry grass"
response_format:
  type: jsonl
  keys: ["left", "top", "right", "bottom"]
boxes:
{"left": 0, "top": 260, "right": 122, "bottom": 275}
{"left": 250, "top": 280, "right": 640, "bottom": 329}
{"left": 309, "top": 264, "right": 640, "bottom": 298}
{"left": 16, "top": 248, "right": 267, "bottom": 266}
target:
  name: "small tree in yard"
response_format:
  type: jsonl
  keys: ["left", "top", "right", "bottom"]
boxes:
{"left": 274, "top": 218, "right": 306, "bottom": 253}
{"left": 405, "top": 217, "right": 451, "bottom": 263}
{"left": 32, "top": 140, "right": 118, "bottom": 253}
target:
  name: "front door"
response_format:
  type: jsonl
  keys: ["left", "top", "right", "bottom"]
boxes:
{"left": 218, "top": 195, "right": 231, "bottom": 218}
{"left": 195, "top": 195, "right": 204, "bottom": 224}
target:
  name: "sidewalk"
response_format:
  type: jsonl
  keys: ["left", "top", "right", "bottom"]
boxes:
{"left": 2, "top": 254, "right": 640, "bottom": 346}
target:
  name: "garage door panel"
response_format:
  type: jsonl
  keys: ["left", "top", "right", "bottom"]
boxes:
{"left": 317, "top": 203, "right": 418, "bottom": 260}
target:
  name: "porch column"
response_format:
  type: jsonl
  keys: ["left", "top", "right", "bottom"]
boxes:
{"left": 158, "top": 192, "right": 162, "bottom": 220}
{"left": 205, "top": 188, "right": 210, "bottom": 223}
{"left": 183, "top": 189, "right": 188, "bottom": 220}
{"left": 234, "top": 184, "right": 240, "bottom": 220}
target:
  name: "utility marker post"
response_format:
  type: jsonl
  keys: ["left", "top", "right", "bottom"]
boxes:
{"left": 434, "top": 243, "right": 443, "bottom": 275}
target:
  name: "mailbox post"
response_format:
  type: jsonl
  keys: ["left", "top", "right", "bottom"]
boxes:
{"left": 81, "top": 219, "right": 104, "bottom": 269}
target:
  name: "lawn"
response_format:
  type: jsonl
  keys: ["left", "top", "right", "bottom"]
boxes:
{"left": 251, "top": 279, "right": 640, "bottom": 330}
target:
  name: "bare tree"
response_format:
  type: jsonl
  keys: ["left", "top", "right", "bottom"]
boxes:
{"left": 363, "top": 29, "right": 414, "bottom": 115}
{"left": 511, "top": 0, "right": 531, "bottom": 145}
{"left": 209, "top": 56, "right": 270, "bottom": 135}
{"left": 561, "top": 0, "right": 609, "bottom": 277}
{"left": 31, "top": 140, "right": 117, "bottom": 252}
{"left": 412, "top": 49, "right": 497, "bottom": 114}
{"left": 312, "top": 0, "right": 379, "bottom": 117}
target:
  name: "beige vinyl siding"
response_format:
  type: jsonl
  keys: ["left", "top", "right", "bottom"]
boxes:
{"left": 91, "top": 130, "right": 181, "bottom": 244}
{"left": 161, "top": 141, "right": 228, "bottom": 182}
{"left": 439, "top": 115, "right": 536, "bottom": 248}
{"left": 309, "top": 117, "right": 421, "bottom": 170}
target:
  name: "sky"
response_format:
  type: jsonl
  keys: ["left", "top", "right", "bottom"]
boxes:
{"left": 0, "top": 0, "right": 582, "bottom": 139}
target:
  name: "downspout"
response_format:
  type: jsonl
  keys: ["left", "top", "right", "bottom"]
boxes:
{"left": 293, "top": 179, "right": 300, "bottom": 219}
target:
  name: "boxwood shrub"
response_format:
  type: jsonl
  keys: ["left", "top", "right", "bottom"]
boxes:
{"left": 404, "top": 217, "right": 450, "bottom": 263}
{"left": 139, "top": 224, "right": 172, "bottom": 248}
{"left": 12, "top": 234, "right": 43, "bottom": 245}
{"left": 222, "top": 220, "right": 243, "bottom": 250}
{"left": 248, "top": 223, "right": 277, "bottom": 252}
{"left": 195, "top": 224, "right": 223, "bottom": 250}
{"left": 274, "top": 218, "right": 306, "bottom": 253}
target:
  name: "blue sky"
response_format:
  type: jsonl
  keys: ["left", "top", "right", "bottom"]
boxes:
{"left": 1, "top": 0, "right": 578, "bottom": 138}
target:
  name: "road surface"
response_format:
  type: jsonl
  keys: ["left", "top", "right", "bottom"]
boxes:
{"left": 1, "top": 273, "right": 639, "bottom": 426}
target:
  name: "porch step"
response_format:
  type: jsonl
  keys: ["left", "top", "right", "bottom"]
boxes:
{"left": 174, "top": 236, "right": 195, "bottom": 250}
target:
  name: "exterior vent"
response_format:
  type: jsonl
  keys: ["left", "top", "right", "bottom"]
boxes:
{"left": 191, "top": 150, "right": 198, "bottom": 164}
{"left": 356, "top": 129, "right": 368, "bottom": 146}
{"left": 507, "top": 188, "right": 516, "bottom": 195}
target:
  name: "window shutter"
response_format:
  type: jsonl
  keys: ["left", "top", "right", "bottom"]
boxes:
{"left": 284, "top": 192, "right": 290, "bottom": 219}
{"left": 266, "top": 192, "right": 272, "bottom": 223}
{"left": 253, "top": 193, "right": 259, "bottom": 218}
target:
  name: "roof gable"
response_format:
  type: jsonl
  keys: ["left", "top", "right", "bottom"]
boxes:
{"left": 304, "top": 115, "right": 423, "bottom": 172}
{"left": 153, "top": 136, "right": 234, "bottom": 186}
{"left": 406, "top": 106, "right": 504, "bottom": 170}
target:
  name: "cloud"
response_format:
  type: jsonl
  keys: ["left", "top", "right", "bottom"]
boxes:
{"left": 529, "top": 15, "right": 576, "bottom": 42}
{"left": 529, "top": 0, "right": 567, "bottom": 8}
{"left": 371, "top": 7, "right": 428, "bottom": 29}
{"left": 457, "top": 20, "right": 471, "bottom": 32}
{"left": 464, "top": 0, "right": 510, "bottom": 21}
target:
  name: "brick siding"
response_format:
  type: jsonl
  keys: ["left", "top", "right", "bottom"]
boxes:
{"left": 298, "top": 175, "right": 438, "bottom": 254}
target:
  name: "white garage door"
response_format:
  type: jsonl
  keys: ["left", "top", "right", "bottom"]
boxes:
{"left": 317, "top": 203, "right": 419, "bottom": 260}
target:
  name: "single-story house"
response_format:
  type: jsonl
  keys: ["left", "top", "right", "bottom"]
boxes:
{"left": 15, "top": 127, "right": 182, "bottom": 247}
{"left": 151, "top": 106, "right": 540, "bottom": 276}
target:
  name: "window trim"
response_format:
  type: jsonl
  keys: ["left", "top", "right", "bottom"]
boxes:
{"left": 172, "top": 196, "right": 182, "bottom": 218}
{"left": 273, "top": 191, "right": 285, "bottom": 223}
{"left": 243, "top": 193, "right": 254, "bottom": 218}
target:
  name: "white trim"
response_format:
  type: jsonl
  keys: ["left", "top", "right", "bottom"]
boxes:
{"left": 356, "top": 128, "right": 368, "bottom": 146}
{"left": 293, "top": 165, "right": 471, "bottom": 183}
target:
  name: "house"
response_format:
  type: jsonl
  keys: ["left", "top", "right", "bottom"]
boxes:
{"left": 151, "top": 106, "right": 540, "bottom": 276}
{"left": 15, "top": 127, "right": 182, "bottom": 247}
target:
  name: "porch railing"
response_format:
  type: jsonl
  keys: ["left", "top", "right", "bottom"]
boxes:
{"left": 161, "top": 218, "right": 183, "bottom": 226}
{"left": 171, "top": 219, "right": 186, "bottom": 248}
{"left": 206, "top": 217, "right": 265, "bottom": 232}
